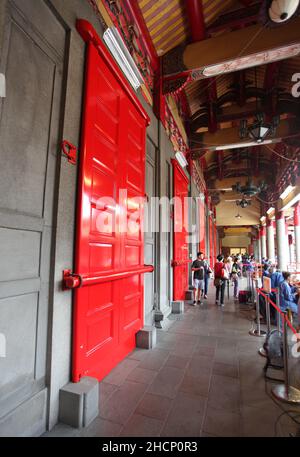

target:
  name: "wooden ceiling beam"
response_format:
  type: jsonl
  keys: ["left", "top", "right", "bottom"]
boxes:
{"left": 163, "top": 18, "right": 300, "bottom": 82}
{"left": 190, "top": 97, "right": 300, "bottom": 131}
{"left": 190, "top": 117, "right": 300, "bottom": 154}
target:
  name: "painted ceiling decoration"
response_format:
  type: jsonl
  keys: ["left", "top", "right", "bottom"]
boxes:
{"left": 132, "top": 0, "right": 300, "bottom": 226}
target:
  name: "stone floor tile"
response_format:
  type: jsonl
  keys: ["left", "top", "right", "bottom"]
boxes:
{"left": 212, "top": 362, "right": 239, "bottom": 379}
{"left": 99, "top": 382, "right": 119, "bottom": 410}
{"left": 139, "top": 349, "right": 170, "bottom": 371}
{"left": 186, "top": 356, "right": 213, "bottom": 377}
{"left": 147, "top": 366, "right": 186, "bottom": 399}
{"left": 160, "top": 392, "right": 207, "bottom": 437}
{"left": 241, "top": 404, "right": 282, "bottom": 437}
{"left": 164, "top": 354, "right": 190, "bottom": 369}
{"left": 103, "top": 358, "right": 140, "bottom": 386}
{"left": 120, "top": 414, "right": 164, "bottom": 437}
{"left": 135, "top": 393, "right": 173, "bottom": 421}
{"left": 127, "top": 348, "right": 149, "bottom": 361}
{"left": 82, "top": 418, "right": 122, "bottom": 437}
{"left": 202, "top": 406, "right": 242, "bottom": 437}
{"left": 99, "top": 381, "right": 147, "bottom": 425}
{"left": 179, "top": 373, "right": 211, "bottom": 397}
{"left": 126, "top": 367, "right": 158, "bottom": 385}
{"left": 208, "top": 375, "right": 240, "bottom": 413}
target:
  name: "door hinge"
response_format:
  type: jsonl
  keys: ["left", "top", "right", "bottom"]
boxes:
{"left": 61, "top": 140, "right": 77, "bottom": 165}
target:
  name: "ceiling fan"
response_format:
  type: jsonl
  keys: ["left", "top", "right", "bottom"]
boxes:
{"left": 232, "top": 179, "right": 267, "bottom": 197}
{"left": 225, "top": 198, "right": 252, "bottom": 208}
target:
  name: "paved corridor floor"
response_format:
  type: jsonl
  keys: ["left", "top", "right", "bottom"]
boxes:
{"left": 46, "top": 284, "right": 300, "bottom": 438}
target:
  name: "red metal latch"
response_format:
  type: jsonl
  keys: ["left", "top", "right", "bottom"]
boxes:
{"left": 61, "top": 140, "right": 77, "bottom": 165}
{"left": 62, "top": 269, "right": 83, "bottom": 290}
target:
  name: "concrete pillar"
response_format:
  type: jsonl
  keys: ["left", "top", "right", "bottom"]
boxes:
{"left": 253, "top": 238, "right": 259, "bottom": 261}
{"left": 295, "top": 202, "right": 300, "bottom": 270}
{"left": 266, "top": 218, "right": 275, "bottom": 264}
{"left": 260, "top": 225, "right": 267, "bottom": 260}
{"left": 276, "top": 211, "right": 288, "bottom": 271}
{"left": 257, "top": 231, "right": 262, "bottom": 263}
{"left": 288, "top": 233, "right": 295, "bottom": 268}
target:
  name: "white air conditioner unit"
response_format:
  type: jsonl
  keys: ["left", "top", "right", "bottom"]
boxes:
{"left": 175, "top": 151, "right": 188, "bottom": 168}
{"left": 103, "top": 27, "right": 144, "bottom": 91}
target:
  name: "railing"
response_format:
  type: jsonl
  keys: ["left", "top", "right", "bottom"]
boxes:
{"left": 63, "top": 265, "right": 154, "bottom": 289}
{"left": 171, "top": 259, "right": 192, "bottom": 267}
{"left": 249, "top": 285, "right": 300, "bottom": 404}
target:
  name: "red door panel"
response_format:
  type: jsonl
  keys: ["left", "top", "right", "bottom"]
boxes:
{"left": 172, "top": 160, "right": 190, "bottom": 301}
{"left": 73, "top": 22, "right": 150, "bottom": 382}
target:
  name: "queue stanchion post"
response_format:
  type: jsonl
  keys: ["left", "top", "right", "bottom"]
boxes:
{"left": 258, "top": 293, "right": 270, "bottom": 357}
{"left": 272, "top": 314, "right": 300, "bottom": 404}
{"left": 249, "top": 286, "right": 266, "bottom": 337}
{"left": 276, "top": 287, "right": 281, "bottom": 333}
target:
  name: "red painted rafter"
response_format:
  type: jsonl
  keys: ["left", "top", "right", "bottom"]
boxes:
{"left": 186, "top": 0, "right": 206, "bottom": 41}
{"left": 263, "top": 61, "right": 280, "bottom": 118}
{"left": 186, "top": 0, "right": 218, "bottom": 133}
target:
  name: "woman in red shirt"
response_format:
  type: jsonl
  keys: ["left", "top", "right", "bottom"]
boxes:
{"left": 214, "top": 254, "right": 227, "bottom": 307}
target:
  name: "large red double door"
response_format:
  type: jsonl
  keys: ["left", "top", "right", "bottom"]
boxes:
{"left": 72, "top": 21, "right": 150, "bottom": 382}
{"left": 172, "top": 160, "right": 190, "bottom": 301}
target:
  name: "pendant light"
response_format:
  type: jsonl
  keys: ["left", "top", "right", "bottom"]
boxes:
{"left": 269, "top": 0, "right": 300, "bottom": 23}
{"left": 239, "top": 67, "right": 280, "bottom": 143}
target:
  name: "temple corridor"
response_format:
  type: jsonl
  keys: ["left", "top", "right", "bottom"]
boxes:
{"left": 45, "top": 281, "right": 300, "bottom": 438}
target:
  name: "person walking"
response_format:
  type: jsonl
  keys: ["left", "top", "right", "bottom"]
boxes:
{"left": 231, "top": 256, "right": 241, "bottom": 299}
{"left": 214, "top": 254, "right": 227, "bottom": 307}
{"left": 198, "top": 252, "right": 212, "bottom": 300}
{"left": 191, "top": 252, "right": 205, "bottom": 305}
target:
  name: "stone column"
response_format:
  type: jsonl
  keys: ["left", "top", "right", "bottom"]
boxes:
{"left": 266, "top": 218, "right": 275, "bottom": 264}
{"left": 257, "top": 231, "right": 262, "bottom": 263}
{"left": 294, "top": 202, "right": 300, "bottom": 271}
{"left": 253, "top": 238, "right": 259, "bottom": 261}
{"left": 288, "top": 233, "right": 295, "bottom": 268}
{"left": 260, "top": 225, "right": 267, "bottom": 260}
{"left": 276, "top": 211, "right": 288, "bottom": 271}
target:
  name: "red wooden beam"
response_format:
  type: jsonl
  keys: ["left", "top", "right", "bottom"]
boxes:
{"left": 186, "top": 0, "right": 218, "bottom": 133}
{"left": 207, "top": 77, "right": 218, "bottom": 133}
{"left": 186, "top": 0, "right": 206, "bottom": 41}
{"left": 263, "top": 62, "right": 280, "bottom": 118}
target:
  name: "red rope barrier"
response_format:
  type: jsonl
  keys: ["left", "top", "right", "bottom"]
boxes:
{"left": 257, "top": 288, "right": 297, "bottom": 335}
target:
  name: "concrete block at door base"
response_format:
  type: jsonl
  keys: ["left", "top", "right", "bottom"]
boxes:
{"left": 136, "top": 326, "right": 157, "bottom": 349}
{"left": 172, "top": 301, "right": 185, "bottom": 314}
{"left": 59, "top": 377, "right": 99, "bottom": 429}
{"left": 185, "top": 290, "right": 194, "bottom": 301}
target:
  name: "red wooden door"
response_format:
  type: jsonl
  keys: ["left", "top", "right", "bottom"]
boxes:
{"left": 172, "top": 160, "right": 189, "bottom": 301}
{"left": 72, "top": 21, "right": 150, "bottom": 382}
